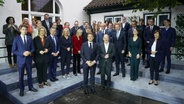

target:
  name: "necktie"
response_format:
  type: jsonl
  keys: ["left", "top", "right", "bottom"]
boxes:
{"left": 23, "top": 36, "right": 27, "bottom": 49}
{"left": 90, "top": 42, "right": 92, "bottom": 49}
{"left": 150, "top": 26, "right": 153, "bottom": 31}
{"left": 53, "top": 37, "right": 57, "bottom": 51}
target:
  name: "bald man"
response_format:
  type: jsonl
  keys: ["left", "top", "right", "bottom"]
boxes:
{"left": 99, "top": 34, "right": 115, "bottom": 90}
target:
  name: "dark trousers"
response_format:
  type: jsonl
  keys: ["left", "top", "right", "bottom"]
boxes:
{"left": 149, "top": 57, "right": 159, "bottom": 80}
{"left": 73, "top": 54, "right": 81, "bottom": 74}
{"left": 160, "top": 49, "right": 171, "bottom": 71}
{"left": 37, "top": 61, "right": 48, "bottom": 84}
{"left": 130, "top": 57, "right": 140, "bottom": 80}
{"left": 142, "top": 43, "right": 146, "bottom": 61}
{"left": 6, "top": 45, "right": 16, "bottom": 65}
{"left": 48, "top": 56, "right": 57, "bottom": 79}
{"left": 146, "top": 45, "right": 150, "bottom": 66}
{"left": 83, "top": 66, "right": 96, "bottom": 90}
{"left": 101, "top": 61, "right": 112, "bottom": 87}
{"left": 115, "top": 52, "right": 125, "bottom": 75}
{"left": 18, "top": 62, "right": 33, "bottom": 91}
{"left": 61, "top": 53, "right": 71, "bottom": 75}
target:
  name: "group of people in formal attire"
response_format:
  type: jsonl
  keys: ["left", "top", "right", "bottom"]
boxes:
{"left": 2, "top": 14, "right": 176, "bottom": 96}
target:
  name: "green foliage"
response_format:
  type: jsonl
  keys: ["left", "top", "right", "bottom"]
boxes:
{"left": 175, "top": 14, "right": 184, "bottom": 59}
{"left": 124, "top": 0, "right": 182, "bottom": 13}
{"left": 0, "top": 0, "right": 4, "bottom": 6}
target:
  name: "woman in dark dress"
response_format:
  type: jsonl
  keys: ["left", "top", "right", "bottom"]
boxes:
{"left": 148, "top": 30, "right": 163, "bottom": 86}
{"left": 60, "top": 28, "right": 72, "bottom": 79}
{"left": 34, "top": 26, "right": 51, "bottom": 88}
{"left": 128, "top": 28, "right": 142, "bottom": 81}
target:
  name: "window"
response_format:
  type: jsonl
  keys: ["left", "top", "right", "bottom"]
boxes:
{"left": 21, "top": 0, "right": 62, "bottom": 22}
{"left": 144, "top": 12, "right": 171, "bottom": 27}
{"left": 104, "top": 15, "right": 122, "bottom": 23}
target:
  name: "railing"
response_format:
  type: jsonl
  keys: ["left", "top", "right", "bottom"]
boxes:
{"left": 0, "top": 37, "right": 7, "bottom": 59}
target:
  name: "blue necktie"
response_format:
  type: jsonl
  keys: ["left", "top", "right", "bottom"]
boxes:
{"left": 24, "top": 36, "right": 27, "bottom": 49}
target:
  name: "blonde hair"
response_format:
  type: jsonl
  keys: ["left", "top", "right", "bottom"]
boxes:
{"left": 62, "top": 28, "right": 70, "bottom": 36}
{"left": 76, "top": 29, "right": 83, "bottom": 36}
{"left": 38, "top": 26, "right": 47, "bottom": 36}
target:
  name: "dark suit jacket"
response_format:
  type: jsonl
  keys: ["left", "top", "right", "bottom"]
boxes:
{"left": 41, "top": 20, "right": 52, "bottom": 36}
{"left": 143, "top": 25, "right": 160, "bottom": 43}
{"left": 112, "top": 29, "right": 126, "bottom": 53}
{"left": 99, "top": 43, "right": 115, "bottom": 66}
{"left": 60, "top": 36, "right": 72, "bottom": 55}
{"left": 12, "top": 35, "right": 34, "bottom": 65}
{"left": 47, "top": 35, "right": 60, "bottom": 54}
{"left": 148, "top": 39, "right": 164, "bottom": 62}
{"left": 96, "top": 30, "right": 105, "bottom": 44}
{"left": 70, "top": 26, "right": 79, "bottom": 36}
{"left": 160, "top": 27, "right": 176, "bottom": 49}
{"left": 105, "top": 29, "right": 115, "bottom": 42}
{"left": 33, "top": 36, "right": 52, "bottom": 63}
{"left": 81, "top": 42, "right": 98, "bottom": 69}
{"left": 121, "top": 22, "right": 130, "bottom": 32}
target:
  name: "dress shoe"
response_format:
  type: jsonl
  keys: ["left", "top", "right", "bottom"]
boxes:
{"left": 73, "top": 73, "right": 77, "bottom": 76}
{"left": 159, "top": 69, "right": 164, "bottom": 72}
{"left": 44, "top": 82, "right": 51, "bottom": 86}
{"left": 154, "top": 81, "right": 159, "bottom": 86}
{"left": 54, "top": 78, "right": 59, "bottom": 81}
{"left": 122, "top": 74, "right": 126, "bottom": 77}
{"left": 29, "top": 88, "right": 38, "bottom": 92}
{"left": 19, "top": 90, "right": 24, "bottom": 96}
{"left": 91, "top": 88, "right": 97, "bottom": 94}
{"left": 148, "top": 80, "right": 153, "bottom": 85}
{"left": 9, "top": 64, "right": 13, "bottom": 68}
{"left": 113, "top": 73, "right": 119, "bottom": 76}
{"left": 84, "top": 89, "right": 89, "bottom": 95}
{"left": 50, "top": 78, "right": 55, "bottom": 82}
{"left": 145, "top": 65, "right": 150, "bottom": 68}
{"left": 165, "top": 70, "right": 170, "bottom": 74}
{"left": 38, "top": 84, "right": 44, "bottom": 88}
{"left": 97, "top": 71, "right": 101, "bottom": 75}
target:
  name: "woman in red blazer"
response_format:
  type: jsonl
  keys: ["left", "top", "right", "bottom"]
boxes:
{"left": 72, "top": 29, "right": 83, "bottom": 76}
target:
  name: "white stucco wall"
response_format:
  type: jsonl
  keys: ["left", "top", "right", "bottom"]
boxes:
{"left": 0, "top": 0, "right": 92, "bottom": 63}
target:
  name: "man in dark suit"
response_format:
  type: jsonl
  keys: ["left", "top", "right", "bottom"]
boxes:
{"left": 113, "top": 23, "right": 127, "bottom": 77}
{"left": 12, "top": 25, "right": 37, "bottom": 96}
{"left": 160, "top": 19, "right": 176, "bottom": 74}
{"left": 42, "top": 14, "right": 52, "bottom": 36}
{"left": 138, "top": 19, "right": 146, "bottom": 65}
{"left": 70, "top": 20, "right": 80, "bottom": 36}
{"left": 121, "top": 16, "right": 130, "bottom": 58}
{"left": 81, "top": 33, "right": 98, "bottom": 95}
{"left": 48, "top": 27, "right": 60, "bottom": 82}
{"left": 143, "top": 18, "right": 159, "bottom": 68}
{"left": 105, "top": 22, "right": 115, "bottom": 42}
{"left": 99, "top": 34, "right": 115, "bottom": 90}
{"left": 96, "top": 23, "right": 106, "bottom": 74}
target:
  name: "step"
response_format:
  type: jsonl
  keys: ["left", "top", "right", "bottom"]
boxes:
{"left": 123, "top": 64, "right": 184, "bottom": 85}
{"left": 8, "top": 75, "right": 83, "bottom": 104}
{"left": 95, "top": 72, "right": 184, "bottom": 104}
{"left": 0, "top": 67, "right": 65, "bottom": 92}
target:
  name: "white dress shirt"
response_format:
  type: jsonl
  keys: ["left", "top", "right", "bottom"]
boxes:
{"left": 104, "top": 42, "right": 109, "bottom": 53}
{"left": 151, "top": 41, "right": 157, "bottom": 57}
{"left": 88, "top": 41, "right": 93, "bottom": 48}
{"left": 20, "top": 34, "right": 27, "bottom": 44}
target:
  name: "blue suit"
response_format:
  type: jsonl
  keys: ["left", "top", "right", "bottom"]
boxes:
{"left": 12, "top": 35, "right": 34, "bottom": 91}
{"left": 96, "top": 30, "right": 105, "bottom": 45}
{"left": 48, "top": 35, "right": 60, "bottom": 80}
{"left": 160, "top": 27, "right": 176, "bottom": 72}
{"left": 105, "top": 28, "right": 115, "bottom": 42}
{"left": 81, "top": 42, "right": 98, "bottom": 90}
{"left": 112, "top": 29, "right": 126, "bottom": 76}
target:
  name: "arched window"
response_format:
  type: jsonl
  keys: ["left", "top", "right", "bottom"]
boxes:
{"left": 21, "top": 0, "right": 62, "bottom": 22}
